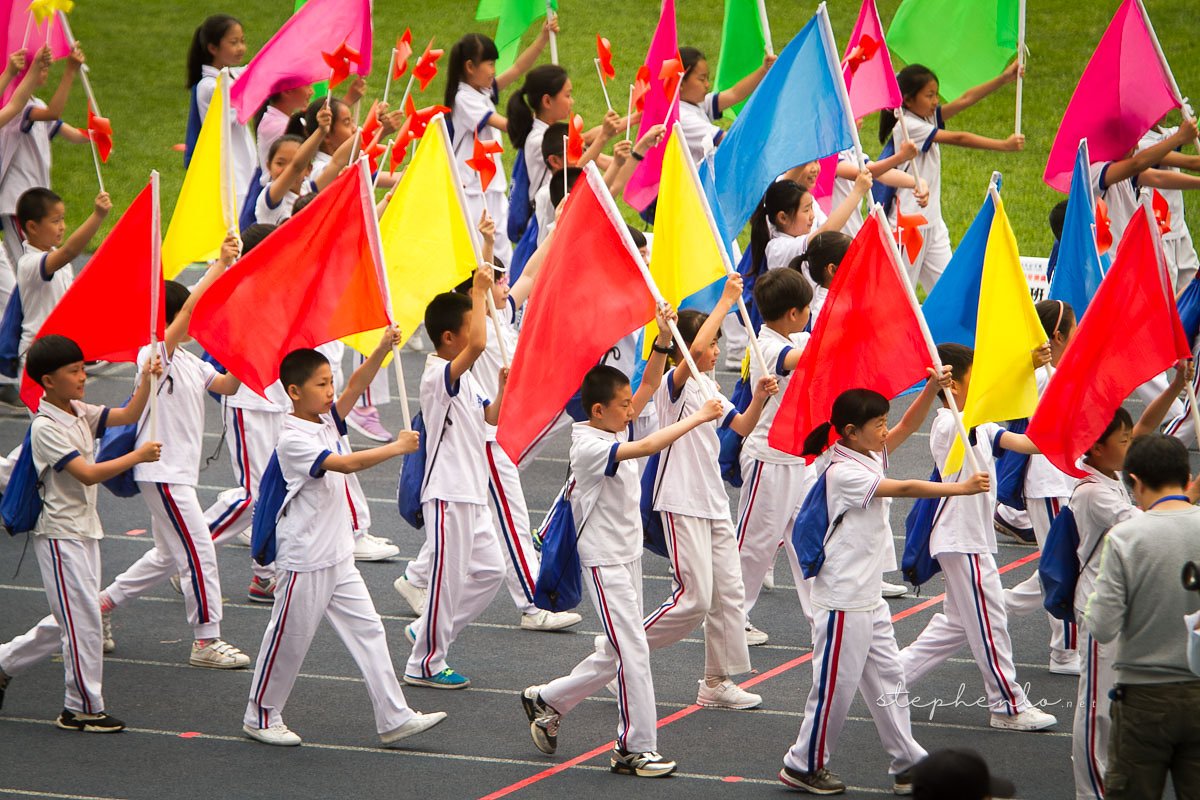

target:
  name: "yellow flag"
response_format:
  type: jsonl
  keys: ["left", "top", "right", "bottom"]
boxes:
{"left": 642, "top": 126, "right": 728, "bottom": 356}
{"left": 30, "top": 0, "right": 73, "bottom": 24}
{"left": 343, "top": 115, "right": 477, "bottom": 354}
{"left": 945, "top": 194, "right": 1046, "bottom": 473}
{"left": 162, "top": 73, "right": 235, "bottom": 279}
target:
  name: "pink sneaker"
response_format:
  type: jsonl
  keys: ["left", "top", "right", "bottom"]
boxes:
{"left": 346, "top": 406, "right": 392, "bottom": 442}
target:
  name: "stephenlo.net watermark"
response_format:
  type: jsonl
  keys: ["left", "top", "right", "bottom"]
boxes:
{"left": 877, "top": 682, "right": 1071, "bottom": 721}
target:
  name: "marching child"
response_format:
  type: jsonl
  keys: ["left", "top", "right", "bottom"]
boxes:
{"left": 185, "top": 14, "right": 255, "bottom": 198}
{"left": 521, "top": 362, "right": 723, "bottom": 778}
{"left": 402, "top": 266, "right": 506, "bottom": 688}
{"left": 254, "top": 103, "right": 334, "bottom": 225}
{"left": 899, "top": 343, "right": 1058, "bottom": 732}
{"left": 879, "top": 62, "right": 1024, "bottom": 291}
{"left": 100, "top": 240, "right": 251, "bottom": 669}
{"left": 780, "top": 382, "right": 985, "bottom": 795}
{"left": 676, "top": 46, "right": 774, "bottom": 163}
{"left": 242, "top": 336, "right": 446, "bottom": 747}
{"left": 0, "top": 335, "right": 161, "bottom": 731}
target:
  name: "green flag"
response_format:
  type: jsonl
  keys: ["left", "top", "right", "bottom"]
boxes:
{"left": 294, "top": 0, "right": 330, "bottom": 99}
{"left": 714, "top": 0, "right": 766, "bottom": 119}
{"left": 887, "top": 0, "right": 1019, "bottom": 102}
{"left": 476, "top": 0, "right": 558, "bottom": 72}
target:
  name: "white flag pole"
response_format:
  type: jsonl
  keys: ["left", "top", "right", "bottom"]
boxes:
{"left": 373, "top": 140, "right": 395, "bottom": 191}
{"left": 625, "top": 84, "right": 634, "bottom": 142}
{"left": 894, "top": 109, "right": 924, "bottom": 190}
{"left": 383, "top": 48, "right": 397, "bottom": 106}
{"left": 873, "top": 203, "right": 980, "bottom": 474}
{"left": 1014, "top": 0, "right": 1026, "bottom": 136}
{"left": 546, "top": 0, "right": 558, "bottom": 64}
{"left": 818, "top": 3, "right": 865, "bottom": 170}
{"left": 1136, "top": 0, "right": 1199, "bottom": 152}
{"left": 756, "top": 0, "right": 774, "bottom": 57}
{"left": 57, "top": 12, "right": 105, "bottom": 193}
{"left": 594, "top": 58, "right": 613, "bottom": 111}
{"left": 219, "top": 69, "right": 237, "bottom": 237}
{"left": 149, "top": 171, "right": 162, "bottom": 442}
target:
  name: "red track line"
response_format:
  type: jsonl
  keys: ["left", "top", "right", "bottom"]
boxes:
{"left": 479, "top": 550, "right": 1041, "bottom": 799}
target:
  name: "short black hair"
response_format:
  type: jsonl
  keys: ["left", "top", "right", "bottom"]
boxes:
{"left": 17, "top": 187, "right": 63, "bottom": 231}
{"left": 279, "top": 348, "right": 329, "bottom": 392}
{"left": 290, "top": 192, "right": 317, "bottom": 217}
{"left": 164, "top": 280, "right": 190, "bottom": 325}
{"left": 1124, "top": 433, "right": 1191, "bottom": 491}
{"left": 542, "top": 121, "right": 568, "bottom": 167}
{"left": 1094, "top": 407, "right": 1134, "bottom": 448}
{"left": 626, "top": 225, "right": 647, "bottom": 250}
{"left": 802, "top": 231, "right": 853, "bottom": 288}
{"left": 25, "top": 334, "right": 83, "bottom": 387}
{"left": 937, "top": 342, "right": 974, "bottom": 383}
{"left": 549, "top": 167, "right": 584, "bottom": 209}
{"left": 754, "top": 268, "right": 813, "bottom": 321}
{"left": 1049, "top": 200, "right": 1068, "bottom": 241}
{"left": 424, "top": 292, "right": 473, "bottom": 349}
{"left": 580, "top": 364, "right": 630, "bottom": 415}
{"left": 240, "top": 223, "right": 277, "bottom": 255}
{"left": 672, "top": 309, "right": 718, "bottom": 361}
{"left": 453, "top": 256, "right": 506, "bottom": 294}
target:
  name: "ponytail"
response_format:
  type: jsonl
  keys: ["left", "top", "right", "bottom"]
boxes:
{"left": 802, "top": 388, "right": 891, "bottom": 457}
{"left": 186, "top": 14, "right": 240, "bottom": 89}
{"left": 749, "top": 180, "right": 807, "bottom": 279}
{"left": 444, "top": 34, "right": 500, "bottom": 109}
{"left": 801, "top": 422, "right": 835, "bottom": 458}
{"left": 800, "top": 231, "right": 853, "bottom": 288}
{"left": 878, "top": 63, "right": 938, "bottom": 144}
{"left": 506, "top": 64, "right": 569, "bottom": 150}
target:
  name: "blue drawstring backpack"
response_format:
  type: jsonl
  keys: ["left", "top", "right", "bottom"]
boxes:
{"left": 1039, "top": 479, "right": 1100, "bottom": 621}
{"left": 902, "top": 467, "right": 946, "bottom": 588}
{"left": 533, "top": 479, "right": 587, "bottom": 612}
{"left": 639, "top": 451, "right": 670, "bottom": 557}
{"left": 397, "top": 408, "right": 451, "bottom": 529}
{"left": 96, "top": 420, "right": 140, "bottom": 498}
{"left": 0, "top": 288, "right": 23, "bottom": 378}
{"left": 870, "top": 138, "right": 899, "bottom": 215}
{"left": 995, "top": 418, "right": 1031, "bottom": 511}
{"left": 717, "top": 359, "right": 753, "bottom": 487}
{"left": 507, "top": 150, "right": 533, "bottom": 243}
{"left": 238, "top": 168, "right": 264, "bottom": 232}
{"left": 250, "top": 452, "right": 288, "bottom": 566}
{"left": 1, "top": 429, "right": 42, "bottom": 535}
{"left": 508, "top": 215, "right": 539, "bottom": 283}
{"left": 791, "top": 469, "right": 847, "bottom": 578}
{"left": 1178, "top": 278, "right": 1200, "bottom": 346}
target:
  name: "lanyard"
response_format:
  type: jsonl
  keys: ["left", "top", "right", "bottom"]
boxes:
{"left": 1149, "top": 494, "right": 1191, "bottom": 510}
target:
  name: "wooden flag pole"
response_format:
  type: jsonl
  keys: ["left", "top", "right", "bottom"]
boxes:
{"left": 1014, "top": 0, "right": 1026, "bottom": 135}
{"left": 219, "top": 69, "right": 238, "bottom": 237}
{"left": 594, "top": 58, "right": 613, "bottom": 111}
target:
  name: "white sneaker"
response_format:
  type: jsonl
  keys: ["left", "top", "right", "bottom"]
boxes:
{"left": 1049, "top": 651, "right": 1082, "bottom": 676}
{"left": 381, "top": 711, "right": 448, "bottom": 744}
{"left": 169, "top": 574, "right": 183, "bottom": 595}
{"left": 353, "top": 534, "right": 400, "bottom": 562}
{"left": 101, "top": 612, "right": 114, "bottom": 653}
{"left": 394, "top": 575, "right": 427, "bottom": 616}
{"left": 745, "top": 624, "right": 769, "bottom": 647}
{"left": 881, "top": 580, "right": 908, "bottom": 598}
{"left": 405, "top": 334, "right": 427, "bottom": 352}
{"left": 234, "top": 531, "right": 253, "bottom": 547}
{"left": 190, "top": 639, "right": 251, "bottom": 670}
{"left": 520, "top": 609, "right": 583, "bottom": 631}
{"left": 243, "top": 722, "right": 301, "bottom": 746}
{"left": 990, "top": 707, "right": 1057, "bottom": 731}
{"left": 762, "top": 569, "right": 775, "bottom": 592}
{"left": 696, "top": 678, "right": 762, "bottom": 709}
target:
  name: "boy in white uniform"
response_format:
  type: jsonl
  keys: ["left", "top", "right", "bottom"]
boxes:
{"left": 100, "top": 247, "right": 251, "bottom": 670}
{"left": 403, "top": 269, "right": 506, "bottom": 689}
{"left": 242, "top": 339, "right": 446, "bottom": 747}
{"left": 521, "top": 363, "right": 723, "bottom": 777}
{"left": 0, "top": 335, "right": 161, "bottom": 731}
{"left": 899, "top": 344, "right": 1057, "bottom": 732}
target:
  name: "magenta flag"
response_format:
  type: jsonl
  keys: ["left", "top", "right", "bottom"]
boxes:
{"left": 812, "top": 154, "right": 836, "bottom": 214}
{"left": 1, "top": 0, "right": 71, "bottom": 104}
{"left": 622, "top": 0, "right": 678, "bottom": 212}
{"left": 841, "top": 0, "right": 900, "bottom": 121}
{"left": 1043, "top": 0, "right": 1179, "bottom": 192}
{"left": 229, "top": 0, "right": 372, "bottom": 124}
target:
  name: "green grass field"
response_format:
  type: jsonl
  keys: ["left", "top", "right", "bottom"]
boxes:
{"left": 45, "top": 0, "right": 1200, "bottom": 255}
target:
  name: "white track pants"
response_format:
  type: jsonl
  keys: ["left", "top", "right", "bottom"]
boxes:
{"left": 1004, "top": 496, "right": 1078, "bottom": 658}
{"left": 736, "top": 457, "right": 809, "bottom": 621}
{"left": 1073, "top": 628, "right": 1116, "bottom": 799}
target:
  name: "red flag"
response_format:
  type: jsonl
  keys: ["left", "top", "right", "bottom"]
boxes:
{"left": 412, "top": 40, "right": 443, "bottom": 92}
{"left": 1095, "top": 198, "right": 1113, "bottom": 255}
{"left": 1152, "top": 188, "right": 1171, "bottom": 234}
{"left": 393, "top": 28, "right": 413, "bottom": 80}
{"left": 498, "top": 165, "right": 656, "bottom": 466}
{"left": 659, "top": 54, "right": 683, "bottom": 101}
{"left": 359, "top": 102, "right": 382, "bottom": 151}
{"left": 466, "top": 134, "right": 504, "bottom": 191}
{"left": 567, "top": 114, "right": 584, "bottom": 165}
{"left": 21, "top": 178, "right": 165, "bottom": 409}
{"left": 321, "top": 40, "right": 363, "bottom": 88}
{"left": 895, "top": 210, "right": 928, "bottom": 263}
{"left": 1027, "top": 206, "right": 1190, "bottom": 477}
{"left": 632, "top": 64, "right": 651, "bottom": 112}
{"left": 86, "top": 105, "right": 113, "bottom": 163}
{"left": 190, "top": 162, "right": 390, "bottom": 396}
{"left": 768, "top": 213, "right": 935, "bottom": 456}
{"left": 596, "top": 34, "right": 615, "bottom": 81}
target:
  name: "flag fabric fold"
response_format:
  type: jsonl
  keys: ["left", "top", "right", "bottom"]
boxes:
{"left": 498, "top": 164, "right": 657, "bottom": 466}
{"left": 229, "top": 0, "right": 372, "bottom": 124}
{"left": 21, "top": 178, "right": 165, "bottom": 409}
{"left": 1048, "top": 139, "right": 1110, "bottom": 317}
{"left": 921, "top": 181, "right": 997, "bottom": 347}
{"left": 1028, "top": 205, "right": 1190, "bottom": 477}
{"left": 842, "top": 0, "right": 901, "bottom": 121}
{"left": 476, "top": 0, "right": 556, "bottom": 72}
{"left": 622, "top": 0, "right": 679, "bottom": 212}
{"left": 714, "top": 0, "right": 766, "bottom": 119}
{"left": 190, "top": 162, "right": 390, "bottom": 396}
{"left": 768, "top": 212, "right": 934, "bottom": 456}
{"left": 1043, "top": 0, "right": 1180, "bottom": 192}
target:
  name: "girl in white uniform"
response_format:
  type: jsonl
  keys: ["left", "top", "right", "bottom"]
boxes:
{"left": 878, "top": 62, "right": 1024, "bottom": 292}
{"left": 675, "top": 46, "right": 775, "bottom": 164}
{"left": 506, "top": 64, "right": 573, "bottom": 208}
{"left": 780, "top": 384, "right": 986, "bottom": 795}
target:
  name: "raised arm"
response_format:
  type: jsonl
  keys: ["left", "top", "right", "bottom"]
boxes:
{"left": 1134, "top": 360, "right": 1193, "bottom": 437}
{"left": 269, "top": 105, "right": 330, "bottom": 204}
{"left": 496, "top": 17, "right": 557, "bottom": 90}
{"left": 44, "top": 192, "right": 111, "bottom": 275}
{"left": 616, "top": 398, "right": 722, "bottom": 461}
{"left": 172, "top": 236, "right": 238, "bottom": 357}
{"left": 672, "top": 275, "right": 740, "bottom": 388}
{"left": 942, "top": 60, "right": 1019, "bottom": 120}
{"left": 631, "top": 305, "right": 677, "bottom": 416}
{"left": 0, "top": 47, "right": 49, "bottom": 131}
{"left": 716, "top": 52, "right": 776, "bottom": 113}
{"left": 885, "top": 367, "right": 951, "bottom": 452}
{"left": 813, "top": 169, "right": 872, "bottom": 236}
{"left": 29, "top": 45, "right": 82, "bottom": 122}
{"left": 106, "top": 355, "right": 162, "bottom": 428}
{"left": 337, "top": 326, "right": 401, "bottom": 420}
{"left": 728, "top": 375, "right": 779, "bottom": 436}
{"left": 1102, "top": 120, "right": 1197, "bottom": 187}
{"left": 449, "top": 264, "right": 491, "bottom": 384}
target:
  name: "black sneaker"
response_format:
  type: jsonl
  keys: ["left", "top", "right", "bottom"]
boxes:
{"left": 0, "top": 669, "right": 9, "bottom": 711}
{"left": 521, "top": 685, "right": 559, "bottom": 754}
{"left": 893, "top": 767, "right": 914, "bottom": 795}
{"left": 55, "top": 709, "right": 125, "bottom": 733}
{"left": 610, "top": 748, "right": 676, "bottom": 777}
{"left": 779, "top": 765, "right": 846, "bottom": 794}
{"left": 993, "top": 510, "right": 1036, "bottom": 545}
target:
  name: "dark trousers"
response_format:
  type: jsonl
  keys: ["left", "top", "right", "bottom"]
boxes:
{"left": 1106, "top": 681, "right": 1200, "bottom": 799}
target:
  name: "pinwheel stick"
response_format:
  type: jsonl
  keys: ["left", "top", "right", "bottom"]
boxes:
{"left": 594, "top": 58, "right": 612, "bottom": 111}
{"left": 398, "top": 74, "right": 416, "bottom": 115}
{"left": 625, "top": 84, "right": 633, "bottom": 142}
{"left": 373, "top": 139, "right": 395, "bottom": 190}
{"left": 383, "top": 48, "right": 397, "bottom": 106}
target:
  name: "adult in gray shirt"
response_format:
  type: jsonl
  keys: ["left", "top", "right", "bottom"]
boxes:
{"left": 1084, "top": 434, "right": 1200, "bottom": 799}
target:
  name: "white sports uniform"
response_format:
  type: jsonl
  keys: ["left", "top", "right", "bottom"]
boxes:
{"left": 452, "top": 81, "right": 511, "bottom": 264}
{"left": 254, "top": 178, "right": 314, "bottom": 226}
{"left": 736, "top": 326, "right": 813, "bottom": 623}
{"left": 895, "top": 108, "right": 950, "bottom": 291}
{"left": 404, "top": 356, "right": 504, "bottom": 679}
{"left": 0, "top": 400, "right": 110, "bottom": 714}
{"left": 244, "top": 411, "right": 417, "bottom": 734}
{"left": 678, "top": 92, "right": 723, "bottom": 164}
{"left": 195, "top": 65, "right": 257, "bottom": 209}
{"left": 16, "top": 241, "right": 72, "bottom": 356}
{"left": 900, "top": 411, "right": 1034, "bottom": 716}
{"left": 1005, "top": 366, "right": 1078, "bottom": 659}
{"left": 105, "top": 345, "right": 226, "bottom": 640}
{"left": 783, "top": 443, "right": 926, "bottom": 777}
{"left": 538, "top": 423, "right": 658, "bottom": 753}
{"left": 1138, "top": 127, "right": 1199, "bottom": 291}
{"left": 647, "top": 369, "right": 750, "bottom": 676}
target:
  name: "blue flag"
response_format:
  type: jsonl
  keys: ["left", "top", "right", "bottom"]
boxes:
{"left": 921, "top": 179, "right": 998, "bottom": 348}
{"left": 701, "top": 9, "right": 855, "bottom": 245}
{"left": 1048, "top": 138, "right": 1110, "bottom": 318}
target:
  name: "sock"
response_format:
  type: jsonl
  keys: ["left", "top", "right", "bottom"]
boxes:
{"left": 704, "top": 676, "right": 725, "bottom": 688}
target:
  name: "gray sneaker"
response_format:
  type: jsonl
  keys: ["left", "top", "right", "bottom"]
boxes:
{"left": 521, "top": 685, "right": 559, "bottom": 754}
{"left": 779, "top": 765, "right": 846, "bottom": 794}
{"left": 610, "top": 748, "right": 677, "bottom": 778}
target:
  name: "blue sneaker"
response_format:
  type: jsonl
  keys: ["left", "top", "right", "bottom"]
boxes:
{"left": 404, "top": 669, "right": 471, "bottom": 690}
{"left": 404, "top": 623, "right": 417, "bottom": 645}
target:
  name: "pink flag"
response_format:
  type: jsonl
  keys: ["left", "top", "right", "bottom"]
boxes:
{"left": 229, "top": 0, "right": 372, "bottom": 124}
{"left": 812, "top": 154, "right": 837, "bottom": 214}
{"left": 1, "top": 0, "right": 71, "bottom": 104}
{"left": 622, "top": 0, "right": 678, "bottom": 212}
{"left": 841, "top": 0, "right": 901, "bottom": 121}
{"left": 1043, "top": 0, "right": 1179, "bottom": 193}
